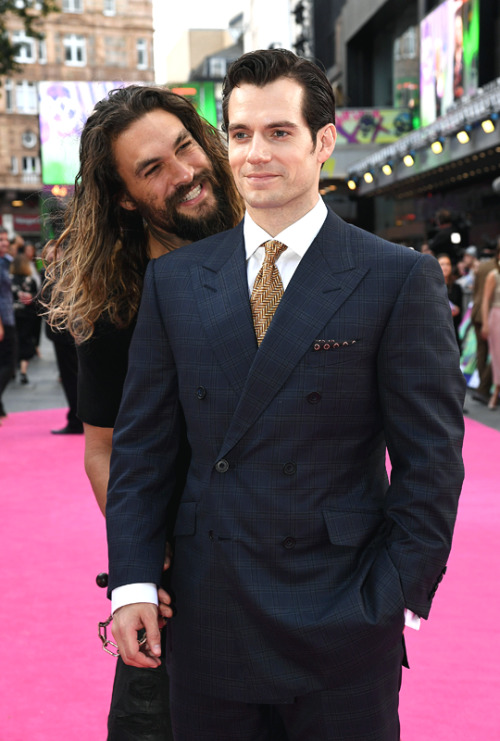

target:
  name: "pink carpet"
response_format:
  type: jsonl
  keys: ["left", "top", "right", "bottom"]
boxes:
{"left": 0, "top": 409, "right": 114, "bottom": 740}
{"left": 1, "top": 410, "right": 499, "bottom": 739}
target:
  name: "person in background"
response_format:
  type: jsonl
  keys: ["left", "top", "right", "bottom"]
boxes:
{"left": 429, "top": 209, "right": 461, "bottom": 265}
{"left": 43, "top": 84, "right": 244, "bottom": 741}
{"left": 10, "top": 253, "right": 38, "bottom": 384}
{"left": 470, "top": 245, "right": 497, "bottom": 404}
{"left": 22, "top": 242, "right": 43, "bottom": 355}
{"left": 106, "top": 49, "right": 465, "bottom": 741}
{"left": 0, "top": 227, "right": 17, "bottom": 423}
{"left": 456, "top": 245, "right": 477, "bottom": 316}
{"left": 437, "top": 253, "right": 463, "bottom": 349}
{"left": 481, "top": 240, "right": 500, "bottom": 410}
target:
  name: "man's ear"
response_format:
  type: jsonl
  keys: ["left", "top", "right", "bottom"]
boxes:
{"left": 118, "top": 192, "right": 137, "bottom": 211}
{"left": 317, "top": 123, "right": 336, "bottom": 164}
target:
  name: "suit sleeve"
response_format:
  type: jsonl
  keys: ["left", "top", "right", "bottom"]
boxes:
{"left": 106, "top": 259, "right": 184, "bottom": 593}
{"left": 377, "top": 253, "right": 465, "bottom": 619}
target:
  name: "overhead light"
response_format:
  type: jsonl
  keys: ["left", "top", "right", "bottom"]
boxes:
{"left": 431, "top": 137, "right": 445, "bottom": 154}
{"left": 11, "top": 200, "right": 24, "bottom": 208}
{"left": 363, "top": 170, "right": 374, "bottom": 184}
{"left": 451, "top": 232, "right": 462, "bottom": 244}
{"left": 347, "top": 176, "right": 358, "bottom": 191}
{"left": 456, "top": 125, "right": 471, "bottom": 144}
{"left": 481, "top": 113, "right": 498, "bottom": 134}
{"left": 382, "top": 161, "right": 393, "bottom": 176}
{"left": 403, "top": 151, "right": 415, "bottom": 167}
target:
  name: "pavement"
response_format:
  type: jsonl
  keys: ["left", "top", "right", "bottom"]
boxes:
{"left": 3, "top": 323, "right": 500, "bottom": 434}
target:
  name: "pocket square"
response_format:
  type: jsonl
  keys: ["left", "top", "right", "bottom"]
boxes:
{"left": 312, "top": 339, "right": 358, "bottom": 351}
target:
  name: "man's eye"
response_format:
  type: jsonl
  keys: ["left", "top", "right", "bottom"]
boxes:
{"left": 144, "top": 165, "right": 159, "bottom": 177}
{"left": 274, "top": 130, "right": 288, "bottom": 138}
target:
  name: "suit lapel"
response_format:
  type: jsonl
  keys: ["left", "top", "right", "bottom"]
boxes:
{"left": 192, "top": 224, "right": 257, "bottom": 396}
{"left": 218, "top": 210, "right": 369, "bottom": 456}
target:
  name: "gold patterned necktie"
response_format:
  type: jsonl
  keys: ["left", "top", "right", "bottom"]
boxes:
{"left": 250, "top": 239, "right": 288, "bottom": 345}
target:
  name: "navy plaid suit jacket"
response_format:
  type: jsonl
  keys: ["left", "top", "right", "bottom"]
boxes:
{"left": 107, "top": 208, "right": 465, "bottom": 702}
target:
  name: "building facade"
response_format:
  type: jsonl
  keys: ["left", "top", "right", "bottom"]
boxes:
{"left": 0, "top": 0, "right": 155, "bottom": 241}
{"left": 327, "top": 0, "right": 500, "bottom": 250}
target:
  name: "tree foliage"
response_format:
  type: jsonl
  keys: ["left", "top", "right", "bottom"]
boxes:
{"left": 0, "top": 1, "right": 60, "bottom": 77}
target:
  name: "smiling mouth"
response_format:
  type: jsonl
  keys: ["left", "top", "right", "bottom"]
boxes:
{"left": 179, "top": 183, "right": 202, "bottom": 203}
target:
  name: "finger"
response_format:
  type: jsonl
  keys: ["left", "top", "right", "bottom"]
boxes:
{"left": 112, "top": 604, "right": 162, "bottom": 667}
{"left": 141, "top": 608, "right": 162, "bottom": 658}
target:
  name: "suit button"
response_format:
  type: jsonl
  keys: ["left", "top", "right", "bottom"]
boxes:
{"left": 282, "top": 462, "right": 296, "bottom": 475}
{"left": 195, "top": 386, "right": 207, "bottom": 400}
{"left": 306, "top": 392, "right": 321, "bottom": 404}
{"left": 215, "top": 459, "right": 229, "bottom": 473}
{"left": 282, "top": 536, "right": 296, "bottom": 549}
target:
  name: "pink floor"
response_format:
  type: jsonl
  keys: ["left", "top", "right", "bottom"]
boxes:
{"left": 1, "top": 409, "right": 499, "bottom": 740}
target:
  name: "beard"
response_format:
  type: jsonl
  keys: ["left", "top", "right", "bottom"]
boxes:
{"left": 136, "top": 168, "right": 234, "bottom": 243}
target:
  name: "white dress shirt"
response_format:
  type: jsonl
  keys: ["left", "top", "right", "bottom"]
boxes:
{"left": 112, "top": 196, "right": 420, "bottom": 630}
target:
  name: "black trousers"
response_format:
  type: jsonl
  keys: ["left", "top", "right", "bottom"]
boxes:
{"left": 51, "top": 338, "right": 82, "bottom": 429}
{"left": 170, "top": 640, "right": 405, "bottom": 741}
{"left": 107, "top": 641, "right": 173, "bottom": 740}
{"left": 0, "top": 325, "right": 18, "bottom": 414}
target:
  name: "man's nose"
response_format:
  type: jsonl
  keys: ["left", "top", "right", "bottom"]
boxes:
{"left": 170, "top": 158, "right": 194, "bottom": 187}
{"left": 246, "top": 134, "right": 271, "bottom": 164}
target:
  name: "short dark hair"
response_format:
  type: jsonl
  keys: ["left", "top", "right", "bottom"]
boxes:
{"left": 222, "top": 48, "right": 335, "bottom": 143}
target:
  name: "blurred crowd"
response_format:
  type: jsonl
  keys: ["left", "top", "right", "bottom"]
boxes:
{"left": 420, "top": 211, "right": 500, "bottom": 411}
{"left": 0, "top": 227, "right": 82, "bottom": 432}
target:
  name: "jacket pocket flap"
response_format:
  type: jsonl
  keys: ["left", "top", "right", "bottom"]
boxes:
{"left": 323, "top": 509, "right": 384, "bottom": 547}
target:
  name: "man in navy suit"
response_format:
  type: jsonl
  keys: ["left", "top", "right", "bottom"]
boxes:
{"left": 107, "top": 49, "right": 465, "bottom": 740}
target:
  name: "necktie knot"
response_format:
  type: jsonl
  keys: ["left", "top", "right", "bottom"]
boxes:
{"left": 262, "top": 239, "right": 288, "bottom": 264}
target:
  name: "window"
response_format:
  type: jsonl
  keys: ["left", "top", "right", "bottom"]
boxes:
{"left": 12, "top": 30, "right": 36, "bottom": 63}
{"left": 15, "top": 81, "right": 38, "bottom": 113}
{"left": 64, "top": 34, "right": 86, "bottom": 66}
{"left": 394, "top": 27, "right": 417, "bottom": 61}
{"left": 5, "top": 79, "right": 14, "bottom": 112}
{"left": 62, "top": 0, "right": 83, "bottom": 11}
{"left": 11, "top": 157, "right": 19, "bottom": 176}
{"left": 39, "top": 38, "right": 47, "bottom": 64}
{"left": 136, "top": 38, "right": 148, "bottom": 69}
{"left": 208, "top": 57, "right": 227, "bottom": 79}
{"left": 22, "top": 156, "right": 41, "bottom": 179}
{"left": 103, "top": 0, "right": 116, "bottom": 15}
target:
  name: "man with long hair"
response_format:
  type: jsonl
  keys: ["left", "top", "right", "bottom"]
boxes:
{"left": 43, "top": 84, "right": 243, "bottom": 741}
{"left": 105, "top": 51, "right": 465, "bottom": 740}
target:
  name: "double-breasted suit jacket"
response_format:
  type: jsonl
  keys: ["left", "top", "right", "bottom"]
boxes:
{"left": 107, "top": 208, "right": 465, "bottom": 703}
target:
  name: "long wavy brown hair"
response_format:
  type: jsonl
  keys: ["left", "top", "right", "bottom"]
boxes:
{"left": 43, "top": 85, "right": 244, "bottom": 343}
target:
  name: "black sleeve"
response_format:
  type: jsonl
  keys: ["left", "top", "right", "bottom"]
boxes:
{"left": 77, "top": 320, "right": 136, "bottom": 427}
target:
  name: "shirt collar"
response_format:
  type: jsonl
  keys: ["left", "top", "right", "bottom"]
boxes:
{"left": 244, "top": 197, "right": 328, "bottom": 261}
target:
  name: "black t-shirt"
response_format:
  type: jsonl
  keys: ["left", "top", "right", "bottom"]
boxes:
{"left": 77, "top": 318, "right": 136, "bottom": 427}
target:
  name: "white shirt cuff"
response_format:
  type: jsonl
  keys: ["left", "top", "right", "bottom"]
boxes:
{"left": 404, "top": 608, "right": 421, "bottom": 630}
{"left": 111, "top": 583, "right": 158, "bottom": 614}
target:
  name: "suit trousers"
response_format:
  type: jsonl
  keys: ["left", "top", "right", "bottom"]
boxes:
{"left": 170, "top": 640, "right": 404, "bottom": 741}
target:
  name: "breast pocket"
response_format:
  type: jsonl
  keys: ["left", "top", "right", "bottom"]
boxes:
{"left": 306, "top": 338, "right": 363, "bottom": 367}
